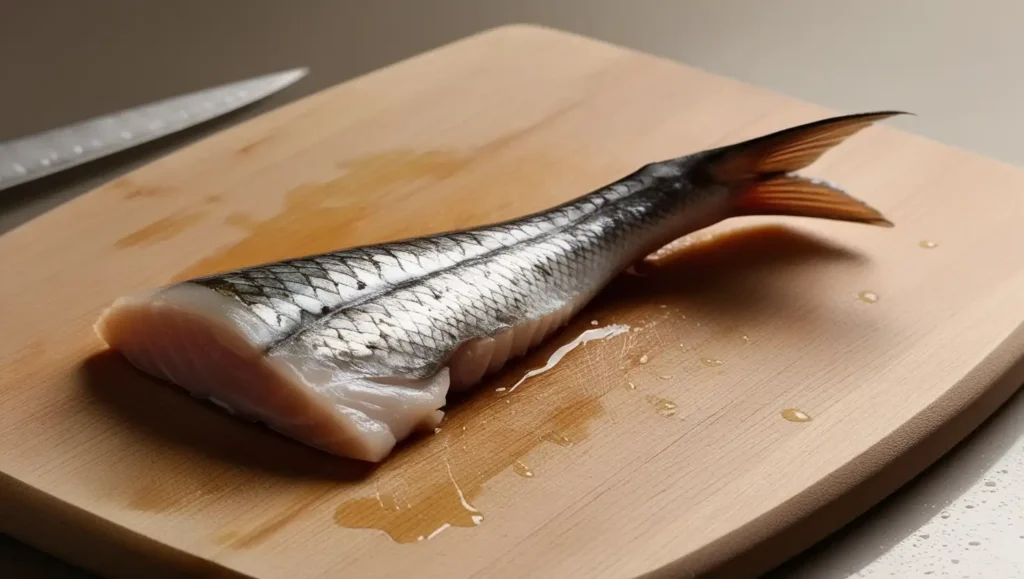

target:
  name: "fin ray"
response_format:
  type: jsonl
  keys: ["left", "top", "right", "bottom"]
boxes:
{"left": 705, "top": 111, "right": 909, "bottom": 182}
{"left": 735, "top": 174, "right": 893, "bottom": 226}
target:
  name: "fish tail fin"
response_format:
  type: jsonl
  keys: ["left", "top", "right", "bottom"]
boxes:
{"left": 701, "top": 111, "right": 908, "bottom": 227}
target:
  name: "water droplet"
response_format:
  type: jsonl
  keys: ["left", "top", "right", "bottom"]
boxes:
{"left": 920, "top": 534, "right": 930, "bottom": 539}
{"left": 433, "top": 427, "right": 442, "bottom": 434}
{"left": 659, "top": 304, "right": 667, "bottom": 308}
{"left": 985, "top": 481, "right": 996, "bottom": 487}
{"left": 919, "top": 240, "right": 938, "bottom": 249}
{"left": 969, "top": 541, "right": 980, "bottom": 546}
{"left": 590, "top": 320, "right": 599, "bottom": 326}
{"left": 626, "top": 382, "right": 636, "bottom": 391}
{"left": 858, "top": 290, "right": 879, "bottom": 304}
{"left": 965, "top": 504, "right": 975, "bottom": 509}
{"left": 700, "top": 358, "right": 723, "bottom": 367}
{"left": 39, "top": 158, "right": 51, "bottom": 167}
{"left": 71, "top": 145, "right": 83, "bottom": 154}
{"left": 951, "top": 559, "right": 959, "bottom": 564}
{"left": 940, "top": 511, "right": 951, "bottom": 519}
{"left": 495, "top": 387, "right": 506, "bottom": 392}
{"left": 639, "top": 355, "right": 649, "bottom": 364}
{"left": 781, "top": 408, "right": 812, "bottom": 422}
{"left": 512, "top": 460, "right": 534, "bottom": 478}
{"left": 659, "top": 375, "right": 672, "bottom": 380}
{"left": 647, "top": 397, "right": 677, "bottom": 417}
{"left": 741, "top": 334, "right": 750, "bottom": 343}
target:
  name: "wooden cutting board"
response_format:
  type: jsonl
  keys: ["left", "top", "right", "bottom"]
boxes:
{"left": 3, "top": 25, "right": 1024, "bottom": 579}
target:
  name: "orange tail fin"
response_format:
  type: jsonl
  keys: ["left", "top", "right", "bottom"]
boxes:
{"left": 702, "top": 111, "right": 907, "bottom": 227}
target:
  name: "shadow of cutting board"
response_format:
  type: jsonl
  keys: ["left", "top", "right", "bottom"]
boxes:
{"left": 2, "top": 25, "right": 1024, "bottom": 579}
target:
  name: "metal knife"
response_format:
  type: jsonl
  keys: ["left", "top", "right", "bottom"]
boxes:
{"left": 0, "top": 67, "right": 308, "bottom": 192}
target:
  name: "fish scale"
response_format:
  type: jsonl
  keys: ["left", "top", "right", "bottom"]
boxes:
{"left": 195, "top": 169, "right": 653, "bottom": 341}
{"left": 281, "top": 179, "right": 679, "bottom": 380}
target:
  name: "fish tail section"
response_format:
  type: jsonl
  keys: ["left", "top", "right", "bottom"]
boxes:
{"left": 702, "top": 110, "right": 907, "bottom": 226}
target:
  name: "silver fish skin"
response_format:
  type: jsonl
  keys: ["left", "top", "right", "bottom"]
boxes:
{"left": 94, "top": 111, "right": 902, "bottom": 461}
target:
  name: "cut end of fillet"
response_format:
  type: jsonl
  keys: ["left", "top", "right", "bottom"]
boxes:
{"left": 93, "top": 283, "right": 449, "bottom": 462}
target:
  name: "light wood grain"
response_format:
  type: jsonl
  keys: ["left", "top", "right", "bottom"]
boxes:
{"left": 2, "top": 24, "right": 1024, "bottom": 579}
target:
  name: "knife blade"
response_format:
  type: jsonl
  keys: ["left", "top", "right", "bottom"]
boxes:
{"left": 0, "top": 67, "right": 308, "bottom": 192}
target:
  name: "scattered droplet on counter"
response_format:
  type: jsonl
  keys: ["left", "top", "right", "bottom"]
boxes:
{"left": 512, "top": 460, "right": 534, "bottom": 478}
{"left": 951, "top": 559, "right": 959, "bottom": 564}
{"left": 495, "top": 387, "right": 506, "bottom": 392}
{"left": 985, "top": 481, "right": 996, "bottom": 487}
{"left": 626, "top": 382, "right": 636, "bottom": 390}
{"left": 940, "top": 512, "right": 951, "bottom": 519}
{"left": 781, "top": 408, "right": 811, "bottom": 422}
{"left": 639, "top": 355, "right": 649, "bottom": 364}
{"left": 659, "top": 375, "right": 672, "bottom": 380}
{"left": 741, "top": 334, "right": 751, "bottom": 343}
{"left": 700, "top": 358, "right": 723, "bottom": 367}
{"left": 965, "top": 504, "right": 975, "bottom": 509}
{"left": 919, "top": 534, "right": 930, "bottom": 540}
{"left": 590, "top": 320, "right": 599, "bottom": 326}
{"left": 969, "top": 541, "right": 980, "bottom": 546}
{"left": 434, "top": 427, "right": 442, "bottom": 434}
{"left": 919, "top": 240, "right": 938, "bottom": 249}
{"left": 858, "top": 290, "right": 879, "bottom": 304}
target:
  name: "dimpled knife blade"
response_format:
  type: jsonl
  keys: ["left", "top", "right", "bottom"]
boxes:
{"left": 0, "top": 67, "right": 308, "bottom": 192}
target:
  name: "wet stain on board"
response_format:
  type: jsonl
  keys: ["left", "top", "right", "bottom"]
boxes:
{"left": 174, "top": 101, "right": 584, "bottom": 282}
